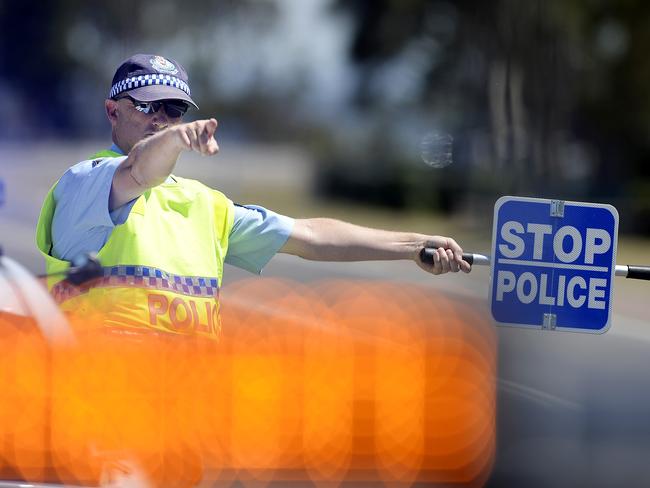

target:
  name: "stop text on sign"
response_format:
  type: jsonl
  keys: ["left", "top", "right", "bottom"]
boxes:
{"left": 499, "top": 222, "right": 611, "bottom": 264}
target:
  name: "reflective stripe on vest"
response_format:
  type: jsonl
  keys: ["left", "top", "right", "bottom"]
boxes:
{"left": 51, "top": 265, "right": 220, "bottom": 304}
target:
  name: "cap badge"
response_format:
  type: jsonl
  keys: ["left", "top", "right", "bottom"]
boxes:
{"left": 149, "top": 56, "right": 179, "bottom": 75}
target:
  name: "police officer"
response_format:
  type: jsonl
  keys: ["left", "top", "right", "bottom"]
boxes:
{"left": 36, "top": 54, "right": 470, "bottom": 336}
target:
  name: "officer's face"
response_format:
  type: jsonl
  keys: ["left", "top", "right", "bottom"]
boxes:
{"left": 106, "top": 96, "right": 184, "bottom": 154}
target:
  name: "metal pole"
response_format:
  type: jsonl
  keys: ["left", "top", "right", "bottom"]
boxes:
{"left": 420, "top": 249, "right": 650, "bottom": 281}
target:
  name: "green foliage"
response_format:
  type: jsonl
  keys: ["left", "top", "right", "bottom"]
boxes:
{"left": 329, "top": 0, "right": 650, "bottom": 232}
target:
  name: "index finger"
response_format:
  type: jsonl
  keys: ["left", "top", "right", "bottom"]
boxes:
{"left": 204, "top": 118, "right": 218, "bottom": 136}
{"left": 444, "top": 237, "right": 464, "bottom": 262}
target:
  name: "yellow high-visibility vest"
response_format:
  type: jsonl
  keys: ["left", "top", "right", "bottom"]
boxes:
{"left": 36, "top": 150, "right": 234, "bottom": 338}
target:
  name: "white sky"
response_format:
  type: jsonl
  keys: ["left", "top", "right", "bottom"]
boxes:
{"left": 207, "top": 0, "right": 356, "bottom": 115}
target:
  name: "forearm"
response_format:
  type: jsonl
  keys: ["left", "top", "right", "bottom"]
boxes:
{"left": 126, "top": 128, "right": 184, "bottom": 188}
{"left": 109, "top": 129, "right": 183, "bottom": 210}
{"left": 109, "top": 118, "right": 218, "bottom": 211}
{"left": 282, "top": 218, "right": 427, "bottom": 262}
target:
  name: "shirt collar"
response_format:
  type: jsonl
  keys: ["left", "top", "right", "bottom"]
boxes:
{"left": 110, "top": 143, "right": 125, "bottom": 155}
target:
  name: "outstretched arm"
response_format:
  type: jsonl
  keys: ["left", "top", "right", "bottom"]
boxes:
{"left": 280, "top": 218, "right": 471, "bottom": 275}
{"left": 110, "top": 119, "right": 219, "bottom": 210}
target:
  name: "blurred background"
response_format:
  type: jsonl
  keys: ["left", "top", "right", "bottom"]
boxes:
{"left": 2, "top": 0, "right": 650, "bottom": 235}
{"left": 1, "top": 0, "right": 650, "bottom": 487}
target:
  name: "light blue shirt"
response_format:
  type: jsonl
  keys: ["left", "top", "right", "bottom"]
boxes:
{"left": 51, "top": 147, "right": 294, "bottom": 274}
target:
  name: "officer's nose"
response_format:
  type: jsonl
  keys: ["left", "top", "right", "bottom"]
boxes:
{"left": 151, "top": 110, "right": 171, "bottom": 127}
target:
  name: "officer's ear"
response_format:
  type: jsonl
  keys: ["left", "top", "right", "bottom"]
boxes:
{"left": 105, "top": 99, "right": 119, "bottom": 125}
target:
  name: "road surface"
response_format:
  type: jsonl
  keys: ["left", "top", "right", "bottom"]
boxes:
{"left": 2, "top": 142, "right": 650, "bottom": 487}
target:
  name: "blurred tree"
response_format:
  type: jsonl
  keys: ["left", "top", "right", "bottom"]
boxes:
{"left": 0, "top": 0, "right": 269, "bottom": 138}
{"left": 1, "top": 0, "right": 649, "bottom": 231}
{"left": 0, "top": 0, "right": 75, "bottom": 135}
{"left": 332, "top": 0, "right": 650, "bottom": 231}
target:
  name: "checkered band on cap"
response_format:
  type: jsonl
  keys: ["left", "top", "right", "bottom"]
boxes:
{"left": 109, "top": 74, "right": 191, "bottom": 99}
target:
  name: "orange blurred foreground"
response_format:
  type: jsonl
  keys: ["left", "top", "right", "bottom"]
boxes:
{"left": 0, "top": 279, "right": 496, "bottom": 487}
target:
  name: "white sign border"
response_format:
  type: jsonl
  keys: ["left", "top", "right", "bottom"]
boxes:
{"left": 489, "top": 195, "right": 619, "bottom": 334}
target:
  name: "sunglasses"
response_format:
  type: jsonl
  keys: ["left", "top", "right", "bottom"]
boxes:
{"left": 118, "top": 96, "right": 189, "bottom": 118}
